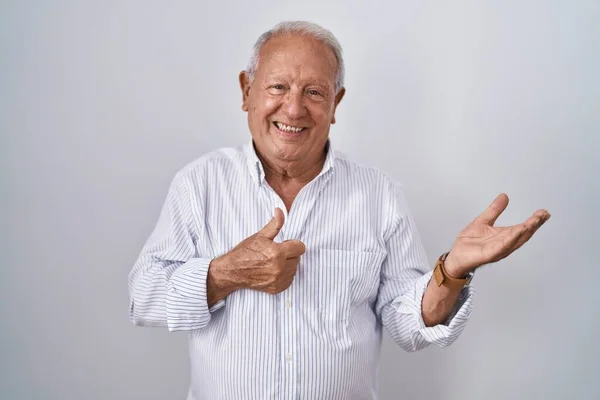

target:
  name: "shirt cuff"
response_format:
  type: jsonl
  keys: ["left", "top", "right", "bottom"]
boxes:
{"left": 209, "top": 299, "right": 226, "bottom": 313}
{"left": 394, "top": 270, "right": 474, "bottom": 348}
{"left": 166, "top": 258, "right": 225, "bottom": 331}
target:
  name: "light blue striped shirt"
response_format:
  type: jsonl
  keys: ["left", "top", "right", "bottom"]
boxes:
{"left": 128, "top": 140, "right": 474, "bottom": 400}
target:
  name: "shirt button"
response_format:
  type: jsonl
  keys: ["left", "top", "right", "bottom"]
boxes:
{"left": 286, "top": 353, "right": 292, "bottom": 362}
{"left": 285, "top": 299, "right": 291, "bottom": 309}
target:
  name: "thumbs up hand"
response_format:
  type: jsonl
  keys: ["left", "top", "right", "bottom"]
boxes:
{"left": 208, "top": 208, "right": 306, "bottom": 297}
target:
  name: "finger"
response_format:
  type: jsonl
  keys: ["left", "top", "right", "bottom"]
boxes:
{"left": 523, "top": 210, "right": 550, "bottom": 230}
{"left": 279, "top": 239, "right": 306, "bottom": 258}
{"left": 495, "top": 209, "right": 550, "bottom": 245}
{"left": 257, "top": 208, "right": 285, "bottom": 240}
{"left": 511, "top": 213, "right": 550, "bottom": 251}
{"left": 496, "top": 224, "right": 529, "bottom": 260}
{"left": 533, "top": 209, "right": 551, "bottom": 222}
{"left": 513, "top": 210, "right": 549, "bottom": 241}
{"left": 475, "top": 193, "right": 509, "bottom": 226}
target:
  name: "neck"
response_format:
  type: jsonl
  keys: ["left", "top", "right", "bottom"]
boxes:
{"left": 254, "top": 142, "right": 327, "bottom": 187}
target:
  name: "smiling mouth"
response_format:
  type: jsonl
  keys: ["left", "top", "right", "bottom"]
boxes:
{"left": 273, "top": 121, "right": 308, "bottom": 133}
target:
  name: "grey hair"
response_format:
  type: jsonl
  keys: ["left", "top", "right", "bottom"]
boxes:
{"left": 245, "top": 21, "right": 345, "bottom": 93}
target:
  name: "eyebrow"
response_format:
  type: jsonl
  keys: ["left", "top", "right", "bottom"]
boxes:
{"left": 263, "top": 75, "right": 332, "bottom": 90}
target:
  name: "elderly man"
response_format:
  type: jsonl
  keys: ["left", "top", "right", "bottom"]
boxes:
{"left": 128, "top": 21, "right": 550, "bottom": 400}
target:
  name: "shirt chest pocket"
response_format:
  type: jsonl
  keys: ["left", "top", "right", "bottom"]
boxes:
{"left": 301, "top": 249, "right": 385, "bottom": 322}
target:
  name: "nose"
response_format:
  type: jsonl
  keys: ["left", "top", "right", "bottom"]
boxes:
{"left": 282, "top": 89, "right": 307, "bottom": 119}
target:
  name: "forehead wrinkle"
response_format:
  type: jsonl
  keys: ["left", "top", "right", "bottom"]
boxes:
{"left": 256, "top": 35, "right": 338, "bottom": 88}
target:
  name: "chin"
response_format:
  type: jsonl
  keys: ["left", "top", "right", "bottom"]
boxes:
{"left": 268, "top": 133, "right": 307, "bottom": 157}
{"left": 273, "top": 143, "right": 304, "bottom": 161}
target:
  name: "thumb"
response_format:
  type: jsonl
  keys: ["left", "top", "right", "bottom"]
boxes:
{"left": 257, "top": 207, "right": 284, "bottom": 240}
{"left": 475, "top": 193, "right": 509, "bottom": 225}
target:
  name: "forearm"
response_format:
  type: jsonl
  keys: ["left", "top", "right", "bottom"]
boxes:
{"left": 421, "top": 277, "right": 463, "bottom": 327}
{"left": 378, "top": 184, "right": 475, "bottom": 350}
{"left": 378, "top": 270, "right": 473, "bottom": 351}
{"left": 207, "top": 257, "right": 240, "bottom": 307}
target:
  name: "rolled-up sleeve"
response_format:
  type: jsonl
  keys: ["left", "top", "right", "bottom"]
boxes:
{"left": 167, "top": 258, "right": 226, "bottom": 331}
{"left": 375, "top": 182, "right": 474, "bottom": 352}
{"left": 128, "top": 171, "right": 224, "bottom": 332}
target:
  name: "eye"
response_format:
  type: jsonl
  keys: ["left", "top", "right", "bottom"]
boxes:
{"left": 308, "top": 89, "right": 322, "bottom": 96}
{"left": 269, "top": 84, "right": 286, "bottom": 92}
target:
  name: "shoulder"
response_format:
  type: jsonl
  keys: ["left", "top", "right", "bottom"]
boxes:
{"left": 332, "top": 150, "right": 411, "bottom": 237}
{"left": 333, "top": 150, "right": 405, "bottom": 196}
{"left": 171, "top": 144, "right": 246, "bottom": 185}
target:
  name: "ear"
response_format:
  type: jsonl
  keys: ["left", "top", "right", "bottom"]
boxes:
{"left": 239, "top": 71, "right": 252, "bottom": 112}
{"left": 330, "top": 87, "right": 346, "bottom": 124}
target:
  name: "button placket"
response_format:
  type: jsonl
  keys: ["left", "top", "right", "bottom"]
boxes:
{"left": 260, "top": 172, "right": 332, "bottom": 400}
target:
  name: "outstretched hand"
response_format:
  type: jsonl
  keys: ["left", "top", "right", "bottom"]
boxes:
{"left": 444, "top": 194, "right": 551, "bottom": 277}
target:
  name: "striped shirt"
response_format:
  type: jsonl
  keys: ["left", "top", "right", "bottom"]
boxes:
{"left": 128, "top": 140, "right": 474, "bottom": 400}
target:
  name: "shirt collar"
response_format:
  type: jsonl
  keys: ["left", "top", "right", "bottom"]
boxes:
{"left": 243, "top": 138, "right": 336, "bottom": 185}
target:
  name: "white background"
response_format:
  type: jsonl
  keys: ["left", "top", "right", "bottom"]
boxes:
{"left": 2, "top": 1, "right": 598, "bottom": 399}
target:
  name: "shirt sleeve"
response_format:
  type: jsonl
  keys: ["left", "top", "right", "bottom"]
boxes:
{"left": 127, "top": 171, "right": 225, "bottom": 332}
{"left": 375, "top": 182, "right": 474, "bottom": 351}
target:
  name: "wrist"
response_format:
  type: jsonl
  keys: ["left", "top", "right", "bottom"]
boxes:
{"left": 443, "top": 253, "right": 470, "bottom": 279}
{"left": 208, "top": 256, "right": 240, "bottom": 295}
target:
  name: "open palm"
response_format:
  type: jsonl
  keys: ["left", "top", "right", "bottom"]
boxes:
{"left": 444, "top": 193, "right": 551, "bottom": 277}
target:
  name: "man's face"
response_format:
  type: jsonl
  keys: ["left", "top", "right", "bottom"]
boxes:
{"left": 239, "top": 34, "right": 345, "bottom": 163}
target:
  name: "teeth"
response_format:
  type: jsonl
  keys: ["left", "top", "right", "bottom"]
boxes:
{"left": 275, "top": 122, "right": 304, "bottom": 133}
